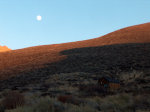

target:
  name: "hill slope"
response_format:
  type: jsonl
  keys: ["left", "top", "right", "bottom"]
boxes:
{"left": 0, "top": 45, "right": 11, "bottom": 52}
{"left": 0, "top": 43, "right": 149, "bottom": 86}
{"left": 0, "top": 22, "right": 150, "bottom": 81}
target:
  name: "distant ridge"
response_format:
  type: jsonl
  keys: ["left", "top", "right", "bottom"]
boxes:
{"left": 0, "top": 45, "right": 11, "bottom": 52}
{"left": 0, "top": 22, "right": 150, "bottom": 80}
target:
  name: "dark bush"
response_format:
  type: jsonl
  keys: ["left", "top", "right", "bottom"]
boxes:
{"left": 2, "top": 91, "right": 25, "bottom": 109}
{"left": 58, "top": 95, "right": 83, "bottom": 105}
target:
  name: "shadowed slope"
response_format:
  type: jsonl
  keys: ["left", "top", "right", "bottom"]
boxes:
{"left": 0, "top": 43, "right": 150, "bottom": 90}
{"left": 0, "top": 22, "right": 150, "bottom": 80}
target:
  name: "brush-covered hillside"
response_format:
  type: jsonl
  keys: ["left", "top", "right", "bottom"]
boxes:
{"left": 0, "top": 23, "right": 150, "bottom": 91}
{"left": 0, "top": 23, "right": 150, "bottom": 79}
{"left": 0, "top": 23, "right": 150, "bottom": 112}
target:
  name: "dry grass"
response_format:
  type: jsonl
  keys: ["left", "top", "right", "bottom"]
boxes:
{"left": 3, "top": 93, "right": 150, "bottom": 112}
{"left": 118, "top": 70, "right": 143, "bottom": 83}
{"left": 1, "top": 89, "right": 150, "bottom": 112}
{"left": 1, "top": 91, "right": 25, "bottom": 109}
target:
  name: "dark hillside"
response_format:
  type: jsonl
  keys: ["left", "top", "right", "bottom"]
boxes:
{"left": 57, "top": 43, "right": 150, "bottom": 73}
{"left": 0, "top": 43, "right": 150, "bottom": 90}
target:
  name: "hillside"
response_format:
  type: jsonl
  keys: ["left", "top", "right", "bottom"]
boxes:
{"left": 0, "top": 22, "right": 150, "bottom": 84}
{"left": 0, "top": 45, "right": 11, "bottom": 52}
{"left": 0, "top": 23, "right": 150, "bottom": 112}
{"left": 0, "top": 43, "right": 150, "bottom": 90}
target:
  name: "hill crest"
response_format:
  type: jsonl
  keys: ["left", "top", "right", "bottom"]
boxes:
{"left": 0, "top": 45, "right": 11, "bottom": 52}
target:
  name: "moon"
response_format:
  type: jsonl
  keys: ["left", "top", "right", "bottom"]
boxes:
{"left": 37, "top": 15, "right": 42, "bottom": 21}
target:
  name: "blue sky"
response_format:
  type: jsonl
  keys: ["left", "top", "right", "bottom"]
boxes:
{"left": 0, "top": 0, "right": 150, "bottom": 49}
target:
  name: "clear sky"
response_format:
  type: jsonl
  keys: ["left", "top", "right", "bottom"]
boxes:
{"left": 0, "top": 0, "right": 150, "bottom": 50}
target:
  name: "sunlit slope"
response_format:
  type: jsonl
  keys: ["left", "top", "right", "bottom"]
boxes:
{"left": 0, "top": 46, "right": 11, "bottom": 52}
{"left": 0, "top": 23, "right": 150, "bottom": 79}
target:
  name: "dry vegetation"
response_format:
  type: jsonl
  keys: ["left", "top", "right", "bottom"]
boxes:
{"left": 0, "top": 70, "right": 149, "bottom": 111}
{"left": 0, "top": 91, "right": 149, "bottom": 112}
{"left": 1, "top": 91, "right": 25, "bottom": 109}
{"left": 0, "top": 23, "right": 150, "bottom": 111}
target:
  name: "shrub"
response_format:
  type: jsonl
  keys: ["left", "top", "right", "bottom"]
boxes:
{"left": 78, "top": 84, "right": 108, "bottom": 96}
{"left": 65, "top": 104, "right": 99, "bottom": 112}
{"left": 9, "top": 96, "right": 64, "bottom": 112}
{"left": 0, "top": 103, "right": 5, "bottom": 112}
{"left": 99, "top": 94, "right": 135, "bottom": 112}
{"left": 58, "top": 95, "right": 72, "bottom": 103}
{"left": 134, "top": 94, "right": 150, "bottom": 110}
{"left": 58, "top": 95, "right": 83, "bottom": 105}
{"left": 32, "top": 96, "right": 54, "bottom": 112}
{"left": 6, "top": 106, "right": 33, "bottom": 112}
{"left": 119, "top": 70, "right": 143, "bottom": 83}
{"left": 2, "top": 91, "right": 25, "bottom": 109}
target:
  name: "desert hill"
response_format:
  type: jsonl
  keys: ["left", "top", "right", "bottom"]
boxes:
{"left": 0, "top": 45, "right": 11, "bottom": 52}
{"left": 0, "top": 23, "right": 149, "bottom": 112}
{"left": 0, "top": 22, "right": 150, "bottom": 86}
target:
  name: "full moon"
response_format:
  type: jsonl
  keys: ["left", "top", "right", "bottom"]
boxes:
{"left": 36, "top": 15, "right": 42, "bottom": 21}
